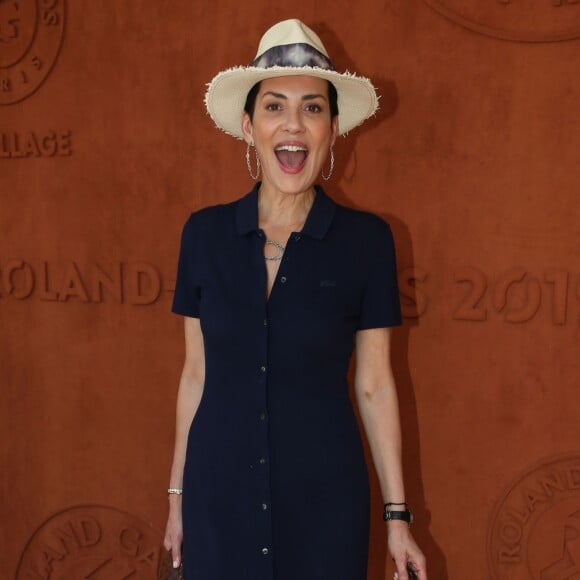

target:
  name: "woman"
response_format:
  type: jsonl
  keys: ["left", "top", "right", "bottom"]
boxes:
{"left": 164, "top": 19, "right": 427, "bottom": 580}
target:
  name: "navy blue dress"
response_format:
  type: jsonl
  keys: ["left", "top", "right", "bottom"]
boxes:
{"left": 172, "top": 184, "right": 402, "bottom": 580}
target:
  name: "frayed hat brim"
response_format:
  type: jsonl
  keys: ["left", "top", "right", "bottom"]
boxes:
{"left": 204, "top": 66, "right": 379, "bottom": 140}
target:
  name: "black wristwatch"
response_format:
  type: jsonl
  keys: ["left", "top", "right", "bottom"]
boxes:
{"left": 383, "top": 508, "right": 414, "bottom": 525}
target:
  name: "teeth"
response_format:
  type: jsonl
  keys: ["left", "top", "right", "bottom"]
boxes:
{"left": 275, "top": 145, "right": 307, "bottom": 152}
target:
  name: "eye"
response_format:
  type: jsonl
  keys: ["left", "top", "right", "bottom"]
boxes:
{"left": 265, "top": 102, "right": 282, "bottom": 112}
{"left": 304, "top": 103, "right": 323, "bottom": 113}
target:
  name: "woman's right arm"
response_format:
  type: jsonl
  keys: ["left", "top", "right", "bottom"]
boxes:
{"left": 163, "top": 316, "right": 205, "bottom": 569}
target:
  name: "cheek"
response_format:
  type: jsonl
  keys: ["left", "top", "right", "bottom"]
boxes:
{"left": 312, "top": 129, "right": 333, "bottom": 153}
{"left": 252, "top": 120, "right": 277, "bottom": 145}
{"left": 312, "top": 119, "right": 334, "bottom": 144}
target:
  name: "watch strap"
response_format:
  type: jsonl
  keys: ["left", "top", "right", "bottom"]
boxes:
{"left": 383, "top": 509, "right": 414, "bottom": 525}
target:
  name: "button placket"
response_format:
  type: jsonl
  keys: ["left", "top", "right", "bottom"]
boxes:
{"left": 276, "top": 233, "right": 298, "bottom": 288}
{"left": 255, "top": 294, "right": 273, "bottom": 570}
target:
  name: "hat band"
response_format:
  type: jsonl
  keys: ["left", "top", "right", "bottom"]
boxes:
{"left": 252, "top": 43, "right": 335, "bottom": 71}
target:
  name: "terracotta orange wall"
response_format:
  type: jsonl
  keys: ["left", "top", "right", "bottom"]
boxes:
{"left": 2, "top": 2, "right": 579, "bottom": 578}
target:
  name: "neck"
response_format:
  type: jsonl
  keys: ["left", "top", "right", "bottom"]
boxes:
{"left": 257, "top": 183, "right": 316, "bottom": 229}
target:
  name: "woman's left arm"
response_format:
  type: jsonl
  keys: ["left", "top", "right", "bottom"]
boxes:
{"left": 355, "top": 327, "right": 427, "bottom": 580}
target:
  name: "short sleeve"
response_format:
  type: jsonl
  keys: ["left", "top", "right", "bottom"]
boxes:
{"left": 357, "top": 221, "right": 402, "bottom": 330}
{"left": 172, "top": 214, "right": 201, "bottom": 318}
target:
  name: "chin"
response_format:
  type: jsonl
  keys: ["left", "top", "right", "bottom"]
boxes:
{"left": 274, "top": 177, "right": 316, "bottom": 196}
{"left": 263, "top": 166, "right": 319, "bottom": 196}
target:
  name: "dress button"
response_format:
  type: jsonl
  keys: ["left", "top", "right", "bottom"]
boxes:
{"left": 263, "top": 319, "right": 268, "bottom": 326}
{"left": 262, "top": 547, "right": 269, "bottom": 556}
{"left": 259, "top": 412, "right": 266, "bottom": 421}
{"left": 261, "top": 366, "right": 266, "bottom": 372}
{"left": 280, "top": 276, "right": 287, "bottom": 283}
{"left": 259, "top": 457, "right": 266, "bottom": 465}
{"left": 261, "top": 503, "right": 268, "bottom": 510}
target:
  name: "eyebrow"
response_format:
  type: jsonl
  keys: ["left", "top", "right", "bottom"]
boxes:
{"left": 262, "top": 91, "right": 328, "bottom": 101}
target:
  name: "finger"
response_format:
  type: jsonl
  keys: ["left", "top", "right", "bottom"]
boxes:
{"left": 171, "top": 542, "right": 181, "bottom": 568}
{"left": 409, "top": 557, "right": 426, "bottom": 578}
{"left": 163, "top": 535, "right": 171, "bottom": 551}
{"left": 395, "top": 559, "right": 409, "bottom": 580}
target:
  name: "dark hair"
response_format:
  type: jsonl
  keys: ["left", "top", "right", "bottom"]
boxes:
{"left": 244, "top": 80, "right": 339, "bottom": 121}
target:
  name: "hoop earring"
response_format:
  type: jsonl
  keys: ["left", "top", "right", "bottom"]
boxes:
{"left": 246, "top": 142, "right": 261, "bottom": 180}
{"left": 321, "top": 147, "right": 334, "bottom": 181}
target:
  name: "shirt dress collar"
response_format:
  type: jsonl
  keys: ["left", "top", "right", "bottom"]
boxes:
{"left": 235, "top": 183, "right": 336, "bottom": 240}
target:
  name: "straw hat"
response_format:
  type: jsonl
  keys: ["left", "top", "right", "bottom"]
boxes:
{"left": 204, "top": 19, "right": 379, "bottom": 139}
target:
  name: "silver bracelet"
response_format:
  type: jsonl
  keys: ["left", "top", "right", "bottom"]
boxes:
{"left": 167, "top": 488, "right": 183, "bottom": 495}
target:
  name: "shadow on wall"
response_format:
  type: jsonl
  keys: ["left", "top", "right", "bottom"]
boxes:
{"left": 385, "top": 214, "right": 449, "bottom": 580}
{"left": 315, "top": 22, "right": 449, "bottom": 580}
{"left": 349, "top": 212, "right": 449, "bottom": 580}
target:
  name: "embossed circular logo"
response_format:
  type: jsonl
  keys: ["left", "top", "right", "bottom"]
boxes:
{"left": 487, "top": 454, "right": 580, "bottom": 579}
{"left": 0, "top": 0, "right": 66, "bottom": 105}
{"left": 422, "top": 0, "right": 580, "bottom": 42}
{"left": 16, "top": 505, "right": 163, "bottom": 579}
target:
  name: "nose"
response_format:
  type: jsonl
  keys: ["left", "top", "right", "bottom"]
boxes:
{"left": 283, "top": 107, "right": 304, "bottom": 133}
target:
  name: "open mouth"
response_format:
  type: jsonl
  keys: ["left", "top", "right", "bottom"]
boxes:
{"left": 274, "top": 143, "right": 308, "bottom": 173}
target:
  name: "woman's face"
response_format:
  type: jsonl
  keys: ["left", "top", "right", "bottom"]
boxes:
{"left": 242, "top": 75, "right": 338, "bottom": 196}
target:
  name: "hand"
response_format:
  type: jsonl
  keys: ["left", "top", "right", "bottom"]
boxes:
{"left": 163, "top": 499, "right": 183, "bottom": 569}
{"left": 388, "top": 521, "right": 427, "bottom": 580}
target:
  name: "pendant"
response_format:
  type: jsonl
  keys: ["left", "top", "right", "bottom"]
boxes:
{"left": 264, "top": 239, "right": 285, "bottom": 261}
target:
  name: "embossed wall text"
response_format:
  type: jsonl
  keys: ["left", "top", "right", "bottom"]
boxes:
{"left": 400, "top": 265, "right": 578, "bottom": 324}
{"left": 0, "top": 260, "right": 174, "bottom": 305}
{"left": 0, "top": 130, "right": 72, "bottom": 158}
{"left": 453, "top": 267, "right": 573, "bottom": 325}
{"left": 488, "top": 455, "right": 580, "bottom": 580}
{"left": 1, "top": 260, "right": 578, "bottom": 321}
{"left": 398, "top": 265, "right": 578, "bottom": 324}
{"left": 16, "top": 505, "right": 162, "bottom": 579}
{"left": 421, "top": 0, "right": 580, "bottom": 42}
{"left": 398, "top": 267, "right": 429, "bottom": 319}
{"left": 0, "top": 0, "right": 66, "bottom": 105}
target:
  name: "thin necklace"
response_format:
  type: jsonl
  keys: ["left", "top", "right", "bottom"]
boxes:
{"left": 264, "top": 239, "right": 285, "bottom": 261}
